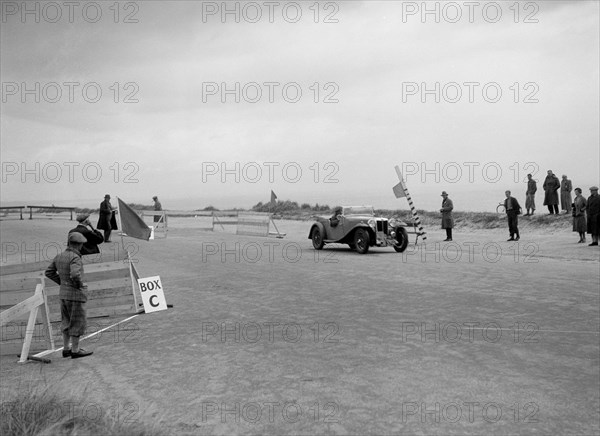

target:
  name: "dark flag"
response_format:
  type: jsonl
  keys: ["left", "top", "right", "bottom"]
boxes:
{"left": 117, "top": 198, "right": 152, "bottom": 241}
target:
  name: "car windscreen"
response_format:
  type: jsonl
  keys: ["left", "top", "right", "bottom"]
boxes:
{"left": 343, "top": 206, "right": 374, "bottom": 216}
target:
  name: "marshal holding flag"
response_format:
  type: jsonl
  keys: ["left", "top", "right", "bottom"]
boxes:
{"left": 117, "top": 197, "right": 152, "bottom": 241}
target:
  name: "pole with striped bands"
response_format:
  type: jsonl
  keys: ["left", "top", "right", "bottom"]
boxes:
{"left": 394, "top": 166, "right": 427, "bottom": 242}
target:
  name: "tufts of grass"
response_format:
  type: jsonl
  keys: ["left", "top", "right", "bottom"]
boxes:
{"left": 0, "top": 385, "right": 165, "bottom": 436}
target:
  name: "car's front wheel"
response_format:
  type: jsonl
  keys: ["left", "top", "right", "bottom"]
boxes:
{"left": 393, "top": 227, "right": 409, "bottom": 252}
{"left": 312, "top": 227, "right": 324, "bottom": 250}
{"left": 354, "top": 228, "right": 370, "bottom": 254}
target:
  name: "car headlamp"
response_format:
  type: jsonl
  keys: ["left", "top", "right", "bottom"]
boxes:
{"left": 367, "top": 219, "right": 376, "bottom": 231}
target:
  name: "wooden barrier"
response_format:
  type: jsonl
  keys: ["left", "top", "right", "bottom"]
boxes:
{"left": 26, "top": 205, "right": 77, "bottom": 220}
{"left": 0, "top": 250, "right": 140, "bottom": 356}
{"left": 0, "top": 206, "right": 25, "bottom": 220}
{"left": 0, "top": 282, "right": 54, "bottom": 363}
{"left": 139, "top": 210, "right": 168, "bottom": 238}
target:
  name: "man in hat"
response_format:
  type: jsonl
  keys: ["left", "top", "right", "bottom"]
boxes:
{"left": 69, "top": 214, "right": 104, "bottom": 255}
{"left": 543, "top": 170, "right": 560, "bottom": 214}
{"left": 152, "top": 196, "right": 162, "bottom": 223}
{"left": 97, "top": 194, "right": 117, "bottom": 242}
{"left": 45, "top": 232, "right": 93, "bottom": 359}
{"left": 525, "top": 173, "right": 537, "bottom": 216}
{"left": 586, "top": 186, "right": 600, "bottom": 246}
{"left": 560, "top": 174, "right": 573, "bottom": 214}
{"left": 504, "top": 190, "right": 522, "bottom": 241}
{"left": 440, "top": 191, "right": 454, "bottom": 241}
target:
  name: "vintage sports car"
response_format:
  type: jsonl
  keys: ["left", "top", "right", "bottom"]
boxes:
{"left": 308, "top": 206, "right": 410, "bottom": 254}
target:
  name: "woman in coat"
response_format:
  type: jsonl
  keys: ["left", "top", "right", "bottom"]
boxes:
{"left": 572, "top": 188, "right": 587, "bottom": 243}
{"left": 561, "top": 175, "right": 573, "bottom": 214}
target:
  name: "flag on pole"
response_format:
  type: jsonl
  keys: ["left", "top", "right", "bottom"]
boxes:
{"left": 392, "top": 180, "right": 407, "bottom": 198}
{"left": 394, "top": 166, "right": 426, "bottom": 242}
{"left": 117, "top": 197, "right": 152, "bottom": 241}
{"left": 270, "top": 190, "right": 277, "bottom": 204}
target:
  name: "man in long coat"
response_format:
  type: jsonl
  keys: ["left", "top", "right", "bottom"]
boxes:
{"left": 440, "top": 191, "right": 454, "bottom": 241}
{"left": 525, "top": 174, "right": 537, "bottom": 215}
{"left": 96, "top": 194, "right": 117, "bottom": 242}
{"left": 560, "top": 175, "right": 573, "bottom": 214}
{"left": 543, "top": 170, "right": 560, "bottom": 214}
{"left": 587, "top": 186, "right": 600, "bottom": 246}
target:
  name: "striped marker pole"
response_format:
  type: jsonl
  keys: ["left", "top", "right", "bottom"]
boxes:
{"left": 394, "top": 166, "right": 427, "bottom": 242}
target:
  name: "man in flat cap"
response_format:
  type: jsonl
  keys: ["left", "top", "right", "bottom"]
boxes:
{"left": 440, "top": 191, "right": 454, "bottom": 241}
{"left": 97, "top": 194, "right": 117, "bottom": 242}
{"left": 45, "top": 232, "right": 93, "bottom": 359}
{"left": 586, "top": 186, "right": 600, "bottom": 246}
{"left": 69, "top": 214, "right": 104, "bottom": 255}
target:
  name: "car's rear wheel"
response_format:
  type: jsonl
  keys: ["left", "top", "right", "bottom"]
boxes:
{"left": 354, "top": 228, "right": 370, "bottom": 254}
{"left": 311, "top": 227, "right": 324, "bottom": 250}
{"left": 393, "top": 227, "right": 409, "bottom": 253}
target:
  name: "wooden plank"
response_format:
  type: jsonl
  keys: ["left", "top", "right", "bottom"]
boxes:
{"left": 19, "top": 305, "right": 39, "bottom": 363}
{"left": 0, "top": 290, "right": 43, "bottom": 326}
{"left": 0, "top": 261, "right": 49, "bottom": 276}
{"left": 0, "top": 276, "right": 43, "bottom": 292}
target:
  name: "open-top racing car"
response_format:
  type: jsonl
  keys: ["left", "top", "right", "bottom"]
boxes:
{"left": 308, "top": 206, "right": 410, "bottom": 254}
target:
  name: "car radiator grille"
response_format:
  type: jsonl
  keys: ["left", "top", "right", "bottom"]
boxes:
{"left": 376, "top": 220, "right": 388, "bottom": 233}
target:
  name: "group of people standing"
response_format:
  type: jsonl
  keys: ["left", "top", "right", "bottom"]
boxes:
{"left": 42, "top": 194, "right": 163, "bottom": 361}
{"left": 438, "top": 171, "right": 600, "bottom": 246}
{"left": 526, "top": 170, "right": 581, "bottom": 216}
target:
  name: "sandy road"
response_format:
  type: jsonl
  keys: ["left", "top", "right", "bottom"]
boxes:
{"left": 1, "top": 218, "right": 598, "bottom": 434}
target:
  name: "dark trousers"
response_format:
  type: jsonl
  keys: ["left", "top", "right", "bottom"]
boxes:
{"left": 507, "top": 212, "right": 519, "bottom": 238}
{"left": 445, "top": 228, "right": 452, "bottom": 239}
{"left": 547, "top": 205, "right": 559, "bottom": 214}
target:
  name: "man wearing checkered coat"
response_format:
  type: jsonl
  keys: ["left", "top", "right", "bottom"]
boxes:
{"left": 45, "top": 232, "right": 93, "bottom": 359}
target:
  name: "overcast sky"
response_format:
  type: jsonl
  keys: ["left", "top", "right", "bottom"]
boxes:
{"left": 1, "top": 0, "right": 598, "bottom": 211}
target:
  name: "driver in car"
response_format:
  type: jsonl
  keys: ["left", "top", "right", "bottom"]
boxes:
{"left": 330, "top": 207, "right": 342, "bottom": 227}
